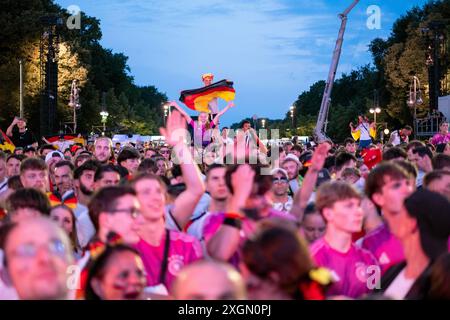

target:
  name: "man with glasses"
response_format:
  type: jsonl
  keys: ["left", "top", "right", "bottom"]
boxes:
{"left": 3, "top": 217, "right": 75, "bottom": 299}
{"left": 158, "top": 145, "right": 171, "bottom": 161}
{"left": 270, "top": 168, "right": 293, "bottom": 213}
{"left": 88, "top": 185, "right": 144, "bottom": 245}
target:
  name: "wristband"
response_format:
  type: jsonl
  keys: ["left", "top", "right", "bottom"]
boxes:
{"left": 223, "top": 217, "right": 242, "bottom": 229}
{"left": 225, "top": 212, "right": 243, "bottom": 219}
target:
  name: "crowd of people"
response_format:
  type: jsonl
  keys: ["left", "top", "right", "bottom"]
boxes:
{"left": 0, "top": 98, "right": 450, "bottom": 300}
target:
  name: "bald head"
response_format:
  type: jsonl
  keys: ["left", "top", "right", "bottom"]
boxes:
{"left": 4, "top": 217, "right": 74, "bottom": 300}
{"left": 172, "top": 260, "right": 247, "bottom": 300}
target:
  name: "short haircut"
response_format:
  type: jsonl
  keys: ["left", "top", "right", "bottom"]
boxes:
{"left": 392, "top": 159, "right": 418, "bottom": 179}
{"left": 206, "top": 163, "right": 226, "bottom": 179}
{"left": 170, "top": 164, "right": 182, "bottom": 179}
{"left": 335, "top": 152, "right": 357, "bottom": 171}
{"left": 241, "top": 120, "right": 251, "bottom": 128}
{"left": 38, "top": 144, "right": 56, "bottom": 153}
{"left": 74, "top": 153, "right": 92, "bottom": 168}
{"left": 130, "top": 172, "right": 166, "bottom": 186}
{"left": 94, "top": 164, "right": 121, "bottom": 182}
{"left": 19, "top": 157, "right": 47, "bottom": 175}
{"left": 88, "top": 185, "right": 136, "bottom": 230}
{"left": 94, "top": 136, "right": 112, "bottom": 148}
{"left": 303, "top": 203, "right": 318, "bottom": 216}
{"left": 432, "top": 154, "right": 450, "bottom": 170}
{"left": 383, "top": 147, "right": 407, "bottom": 161}
{"left": 365, "top": 162, "right": 410, "bottom": 200}
{"left": 74, "top": 160, "right": 100, "bottom": 180}
{"left": 7, "top": 175, "right": 23, "bottom": 190}
{"left": 341, "top": 167, "right": 361, "bottom": 180}
{"left": 403, "top": 125, "right": 413, "bottom": 131}
{"left": 291, "top": 145, "right": 303, "bottom": 153}
{"left": 315, "top": 180, "right": 362, "bottom": 214}
{"left": 144, "top": 147, "right": 156, "bottom": 154}
{"left": 225, "top": 164, "right": 271, "bottom": 196}
{"left": 423, "top": 170, "right": 450, "bottom": 187}
{"left": 137, "top": 158, "right": 157, "bottom": 174}
{"left": 54, "top": 160, "right": 75, "bottom": 172}
{"left": 413, "top": 146, "right": 433, "bottom": 160}
{"left": 324, "top": 156, "right": 336, "bottom": 171}
{"left": 406, "top": 140, "right": 425, "bottom": 152}
{"left": 344, "top": 138, "right": 355, "bottom": 146}
{"left": 0, "top": 151, "right": 6, "bottom": 162}
{"left": 6, "top": 188, "right": 51, "bottom": 216}
{"left": 6, "top": 154, "right": 25, "bottom": 164}
{"left": 117, "top": 147, "right": 140, "bottom": 165}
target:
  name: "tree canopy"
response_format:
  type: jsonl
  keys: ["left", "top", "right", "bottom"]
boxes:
{"left": 0, "top": 0, "right": 167, "bottom": 138}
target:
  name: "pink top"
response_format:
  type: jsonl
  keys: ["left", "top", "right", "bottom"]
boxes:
{"left": 134, "top": 230, "right": 203, "bottom": 292}
{"left": 310, "top": 237, "right": 379, "bottom": 299}
{"left": 189, "top": 119, "right": 216, "bottom": 147}
{"left": 360, "top": 223, "right": 405, "bottom": 275}
{"left": 431, "top": 133, "right": 450, "bottom": 145}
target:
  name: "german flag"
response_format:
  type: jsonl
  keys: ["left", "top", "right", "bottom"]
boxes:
{"left": 47, "top": 192, "right": 78, "bottom": 210}
{"left": 179, "top": 79, "right": 235, "bottom": 113}
{"left": 45, "top": 134, "right": 85, "bottom": 145}
{"left": 0, "top": 129, "right": 15, "bottom": 153}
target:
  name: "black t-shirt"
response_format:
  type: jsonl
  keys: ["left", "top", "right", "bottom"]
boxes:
{"left": 11, "top": 127, "right": 37, "bottom": 148}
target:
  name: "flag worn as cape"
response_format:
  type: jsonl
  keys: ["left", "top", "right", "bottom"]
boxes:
{"left": 0, "top": 129, "right": 15, "bottom": 153}
{"left": 179, "top": 79, "right": 235, "bottom": 113}
{"left": 351, "top": 127, "right": 376, "bottom": 141}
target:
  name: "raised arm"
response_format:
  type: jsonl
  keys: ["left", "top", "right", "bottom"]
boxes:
{"left": 6, "top": 117, "right": 18, "bottom": 137}
{"left": 169, "top": 101, "right": 192, "bottom": 124}
{"left": 206, "top": 165, "right": 254, "bottom": 261}
{"left": 248, "top": 128, "right": 268, "bottom": 154}
{"left": 290, "top": 143, "right": 330, "bottom": 221}
{"left": 159, "top": 110, "right": 205, "bottom": 229}
{"left": 41, "top": 136, "right": 51, "bottom": 145}
{"left": 212, "top": 101, "right": 234, "bottom": 125}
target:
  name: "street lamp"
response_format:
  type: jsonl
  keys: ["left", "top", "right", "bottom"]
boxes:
{"left": 369, "top": 107, "right": 381, "bottom": 124}
{"left": 100, "top": 110, "right": 109, "bottom": 135}
{"left": 290, "top": 106, "right": 295, "bottom": 128}
{"left": 163, "top": 104, "right": 169, "bottom": 125}
{"left": 261, "top": 119, "right": 266, "bottom": 129}
{"left": 407, "top": 76, "right": 423, "bottom": 138}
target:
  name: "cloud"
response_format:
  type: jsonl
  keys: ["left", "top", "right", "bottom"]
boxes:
{"left": 55, "top": 0, "right": 426, "bottom": 126}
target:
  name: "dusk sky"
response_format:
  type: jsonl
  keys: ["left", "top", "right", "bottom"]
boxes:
{"left": 56, "top": 0, "right": 430, "bottom": 127}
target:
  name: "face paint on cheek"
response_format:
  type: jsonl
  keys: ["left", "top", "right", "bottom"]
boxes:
{"left": 112, "top": 281, "right": 127, "bottom": 291}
